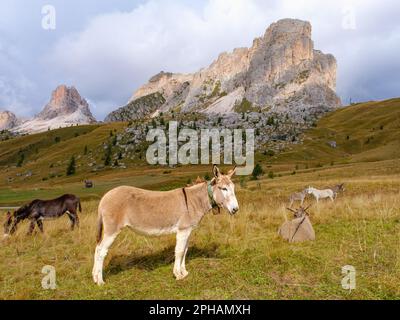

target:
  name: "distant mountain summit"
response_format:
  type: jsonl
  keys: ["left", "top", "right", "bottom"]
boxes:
{"left": 37, "top": 85, "right": 95, "bottom": 121}
{"left": 0, "top": 111, "right": 20, "bottom": 130}
{"left": 106, "top": 18, "right": 341, "bottom": 121}
{"left": 14, "top": 85, "right": 96, "bottom": 134}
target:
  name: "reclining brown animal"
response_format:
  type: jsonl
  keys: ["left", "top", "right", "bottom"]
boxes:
{"left": 278, "top": 205, "right": 315, "bottom": 243}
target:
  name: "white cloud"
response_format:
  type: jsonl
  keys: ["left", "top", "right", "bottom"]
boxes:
{"left": 2, "top": 0, "right": 400, "bottom": 119}
{"left": 0, "top": 42, "right": 35, "bottom": 115}
{"left": 45, "top": 0, "right": 281, "bottom": 119}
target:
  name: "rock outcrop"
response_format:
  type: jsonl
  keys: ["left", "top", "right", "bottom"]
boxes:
{"left": 37, "top": 85, "right": 96, "bottom": 121}
{"left": 107, "top": 19, "right": 341, "bottom": 121}
{"left": 0, "top": 111, "right": 19, "bottom": 130}
{"left": 14, "top": 85, "right": 96, "bottom": 134}
{"left": 105, "top": 92, "right": 165, "bottom": 122}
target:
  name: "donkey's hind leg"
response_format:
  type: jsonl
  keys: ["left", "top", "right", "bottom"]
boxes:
{"left": 67, "top": 212, "right": 78, "bottom": 230}
{"left": 72, "top": 204, "right": 80, "bottom": 227}
{"left": 75, "top": 214, "right": 80, "bottom": 228}
{"left": 93, "top": 233, "right": 118, "bottom": 285}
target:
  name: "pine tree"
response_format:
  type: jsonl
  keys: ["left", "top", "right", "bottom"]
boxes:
{"left": 112, "top": 135, "right": 117, "bottom": 146}
{"left": 16, "top": 153, "right": 25, "bottom": 167}
{"left": 251, "top": 164, "right": 264, "bottom": 180}
{"left": 104, "top": 144, "right": 112, "bottom": 166}
{"left": 66, "top": 156, "right": 76, "bottom": 176}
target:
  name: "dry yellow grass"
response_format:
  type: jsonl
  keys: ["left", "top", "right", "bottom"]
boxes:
{"left": 1, "top": 168, "right": 399, "bottom": 300}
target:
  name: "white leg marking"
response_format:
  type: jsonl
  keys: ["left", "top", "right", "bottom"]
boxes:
{"left": 173, "top": 228, "right": 192, "bottom": 280}
{"left": 181, "top": 241, "right": 190, "bottom": 277}
{"left": 92, "top": 234, "right": 117, "bottom": 285}
{"left": 92, "top": 245, "right": 101, "bottom": 283}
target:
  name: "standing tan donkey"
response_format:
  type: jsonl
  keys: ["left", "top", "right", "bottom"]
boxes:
{"left": 92, "top": 165, "right": 239, "bottom": 285}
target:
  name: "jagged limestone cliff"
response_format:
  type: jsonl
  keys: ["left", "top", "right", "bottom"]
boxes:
{"left": 106, "top": 19, "right": 341, "bottom": 122}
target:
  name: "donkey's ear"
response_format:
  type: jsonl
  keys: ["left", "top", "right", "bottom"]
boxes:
{"left": 213, "top": 165, "right": 221, "bottom": 178}
{"left": 227, "top": 166, "right": 237, "bottom": 178}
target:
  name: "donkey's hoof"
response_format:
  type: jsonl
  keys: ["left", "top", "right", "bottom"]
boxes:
{"left": 93, "top": 273, "right": 105, "bottom": 286}
{"left": 94, "top": 278, "right": 105, "bottom": 286}
{"left": 97, "top": 280, "right": 105, "bottom": 286}
{"left": 181, "top": 270, "right": 189, "bottom": 278}
{"left": 174, "top": 270, "right": 189, "bottom": 280}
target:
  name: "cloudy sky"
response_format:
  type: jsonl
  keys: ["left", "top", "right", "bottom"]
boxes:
{"left": 0, "top": 0, "right": 399, "bottom": 120}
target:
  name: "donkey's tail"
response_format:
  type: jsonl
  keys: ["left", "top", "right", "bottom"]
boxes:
{"left": 96, "top": 213, "right": 104, "bottom": 244}
{"left": 78, "top": 199, "right": 82, "bottom": 212}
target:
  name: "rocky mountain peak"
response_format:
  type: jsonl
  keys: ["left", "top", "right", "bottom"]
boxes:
{"left": 265, "top": 19, "right": 312, "bottom": 41}
{"left": 106, "top": 18, "right": 341, "bottom": 123}
{"left": 13, "top": 85, "right": 96, "bottom": 134}
{"left": 0, "top": 110, "right": 19, "bottom": 130}
{"left": 37, "top": 85, "right": 96, "bottom": 121}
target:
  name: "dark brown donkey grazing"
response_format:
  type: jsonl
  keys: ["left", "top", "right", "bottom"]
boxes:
{"left": 3, "top": 194, "right": 81, "bottom": 237}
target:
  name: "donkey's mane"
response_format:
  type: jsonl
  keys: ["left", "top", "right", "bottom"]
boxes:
{"left": 187, "top": 176, "right": 206, "bottom": 187}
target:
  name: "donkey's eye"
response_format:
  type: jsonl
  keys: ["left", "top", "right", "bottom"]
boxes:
{"left": 220, "top": 187, "right": 228, "bottom": 191}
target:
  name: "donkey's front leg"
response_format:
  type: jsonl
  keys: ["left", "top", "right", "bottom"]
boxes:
{"left": 27, "top": 220, "right": 36, "bottom": 235}
{"left": 173, "top": 228, "right": 192, "bottom": 280}
{"left": 180, "top": 237, "right": 191, "bottom": 278}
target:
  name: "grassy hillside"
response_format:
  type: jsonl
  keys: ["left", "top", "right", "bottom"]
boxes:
{"left": 0, "top": 98, "right": 399, "bottom": 206}
{"left": 0, "top": 98, "right": 400, "bottom": 299}
{"left": 0, "top": 123, "right": 127, "bottom": 187}
{"left": 273, "top": 98, "right": 400, "bottom": 166}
